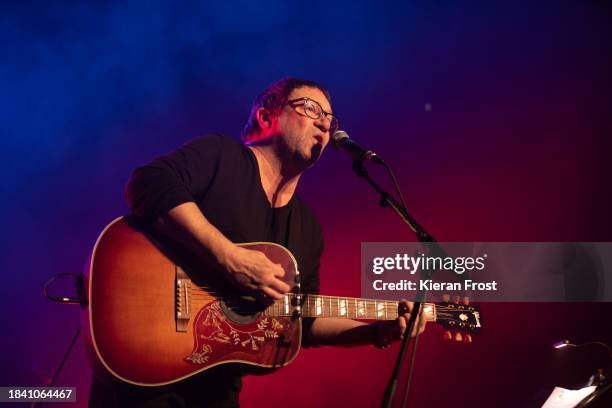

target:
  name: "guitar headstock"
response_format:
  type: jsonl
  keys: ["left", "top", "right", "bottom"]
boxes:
{"left": 434, "top": 296, "right": 482, "bottom": 343}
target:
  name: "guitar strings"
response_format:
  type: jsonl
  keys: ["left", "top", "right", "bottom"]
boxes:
{"left": 188, "top": 289, "right": 477, "bottom": 322}
{"left": 188, "top": 288, "right": 474, "bottom": 307}
{"left": 188, "top": 297, "right": 473, "bottom": 313}
{"left": 188, "top": 296, "right": 473, "bottom": 310}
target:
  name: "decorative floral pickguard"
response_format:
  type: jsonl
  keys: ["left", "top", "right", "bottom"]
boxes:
{"left": 185, "top": 301, "right": 290, "bottom": 365}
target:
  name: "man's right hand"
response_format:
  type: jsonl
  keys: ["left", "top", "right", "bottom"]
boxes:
{"left": 154, "top": 203, "right": 291, "bottom": 300}
{"left": 218, "top": 244, "right": 291, "bottom": 300}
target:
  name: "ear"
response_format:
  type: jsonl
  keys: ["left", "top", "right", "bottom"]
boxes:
{"left": 255, "top": 107, "right": 274, "bottom": 130}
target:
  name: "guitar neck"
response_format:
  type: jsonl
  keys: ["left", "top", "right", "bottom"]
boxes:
{"left": 264, "top": 294, "right": 437, "bottom": 322}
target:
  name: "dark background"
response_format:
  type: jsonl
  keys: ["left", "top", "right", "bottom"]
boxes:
{"left": 1, "top": 1, "right": 611, "bottom": 407}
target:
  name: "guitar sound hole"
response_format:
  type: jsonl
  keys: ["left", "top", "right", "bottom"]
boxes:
{"left": 219, "top": 297, "right": 265, "bottom": 324}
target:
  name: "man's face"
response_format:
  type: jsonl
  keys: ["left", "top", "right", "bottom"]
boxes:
{"left": 273, "top": 86, "right": 333, "bottom": 168}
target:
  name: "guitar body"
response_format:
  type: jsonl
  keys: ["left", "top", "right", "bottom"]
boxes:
{"left": 82, "top": 217, "right": 301, "bottom": 386}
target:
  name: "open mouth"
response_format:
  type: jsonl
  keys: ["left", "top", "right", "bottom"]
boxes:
{"left": 310, "top": 142, "right": 323, "bottom": 161}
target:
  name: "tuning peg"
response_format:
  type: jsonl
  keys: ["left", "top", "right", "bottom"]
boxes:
{"left": 442, "top": 294, "right": 450, "bottom": 303}
{"left": 443, "top": 331, "right": 452, "bottom": 341}
{"left": 453, "top": 295, "right": 460, "bottom": 305}
{"left": 464, "top": 334, "right": 473, "bottom": 344}
{"left": 463, "top": 296, "right": 470, "bottom": 305}
{"left": 454, "top": 332, "right": 463, "bottom": 342}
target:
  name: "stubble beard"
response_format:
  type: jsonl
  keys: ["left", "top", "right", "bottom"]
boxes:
{"left": 276, "top": 134, "right": 322, "bottom": 175}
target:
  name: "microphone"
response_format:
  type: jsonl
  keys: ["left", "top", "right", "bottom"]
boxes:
{"left": 331, "top": 130, "right": 382, "bottom": 163}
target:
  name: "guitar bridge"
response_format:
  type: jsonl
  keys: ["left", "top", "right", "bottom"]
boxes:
{"left": 176, "top": 266, "right": 191, "bottom": 332}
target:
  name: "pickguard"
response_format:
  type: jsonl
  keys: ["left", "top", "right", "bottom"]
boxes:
{"left": 186, "top": 301, "right": 291, "bottom": 365}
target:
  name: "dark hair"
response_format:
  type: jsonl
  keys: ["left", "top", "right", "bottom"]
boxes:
{"left": 241, "top": 77, "right": 331, "bottom": 141}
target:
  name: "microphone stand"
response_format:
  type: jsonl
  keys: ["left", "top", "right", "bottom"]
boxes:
{"left": 350, "top": 160, "right": 447, "bottom": 408}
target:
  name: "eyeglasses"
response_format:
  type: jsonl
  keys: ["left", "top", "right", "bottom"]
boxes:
{"left": 287, "top": 97, "right": 339, "bottom": 133}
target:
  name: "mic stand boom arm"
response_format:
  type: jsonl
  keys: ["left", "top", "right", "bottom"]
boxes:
{"left": 350, "top": 160, "right": 446, "bottom": 408}
{"left": 352, "top": 161, "right": 431, "bottom": 242}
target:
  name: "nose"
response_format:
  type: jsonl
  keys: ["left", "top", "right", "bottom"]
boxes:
{"left": 314, "top": 115, "right": 331, "bottom": 134}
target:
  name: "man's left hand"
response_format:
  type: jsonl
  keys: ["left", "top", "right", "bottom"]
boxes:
{"left": 371, "top": 300, "right": 427, "bottom": 348}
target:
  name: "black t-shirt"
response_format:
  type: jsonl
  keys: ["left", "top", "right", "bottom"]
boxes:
{"left": 93, "top": 134, "right": 323, "bottom": 407}
{"left": 125, "top": 134, "right": 322, "bottom": 296}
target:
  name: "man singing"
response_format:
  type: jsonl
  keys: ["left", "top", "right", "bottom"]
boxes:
{"left": 89, "top": 77, "right": 426, "bottom": 407}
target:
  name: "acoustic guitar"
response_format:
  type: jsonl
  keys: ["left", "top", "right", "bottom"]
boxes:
{"left": 82, "top": 217, "right": 482, "bottom": 386}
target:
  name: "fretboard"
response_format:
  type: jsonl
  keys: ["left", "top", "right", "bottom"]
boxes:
{"left": 264, "top": 294, "right": 436, "bottom": 322}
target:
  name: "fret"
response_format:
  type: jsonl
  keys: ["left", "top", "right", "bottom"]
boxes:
{"left": 311, "top": 296, "right": 315, "bottom": 317}
{"left": 336, "top": 297, "right": 340, "bottom": 317}
{"left": 328, "top": 296, "right": 331, "bottom": 317}
{"left": 320, "top": 296, "right": 325, "bottom": 317}
{"left": 353, "top": 298, "right": 357, "bottom": 319}
{"left": 377, "top": 301, "right": 383, "bottom": 318}
{"left": 324, "top": 296, "right": 327, "bottom": 317}
{"left": 315, "top": 296, "right": 322, "bottom": 316}
{"left": 422, "top": 303, "right": 430, "bottom": 321}
{"left": 323, "top": 297, "right": 326, "bottom": 317}
{"left": 310, "top": 295, "right": 315, "bottom": 317}
{"left": 284, "top": 295, "right": 289, "bottom": 315}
